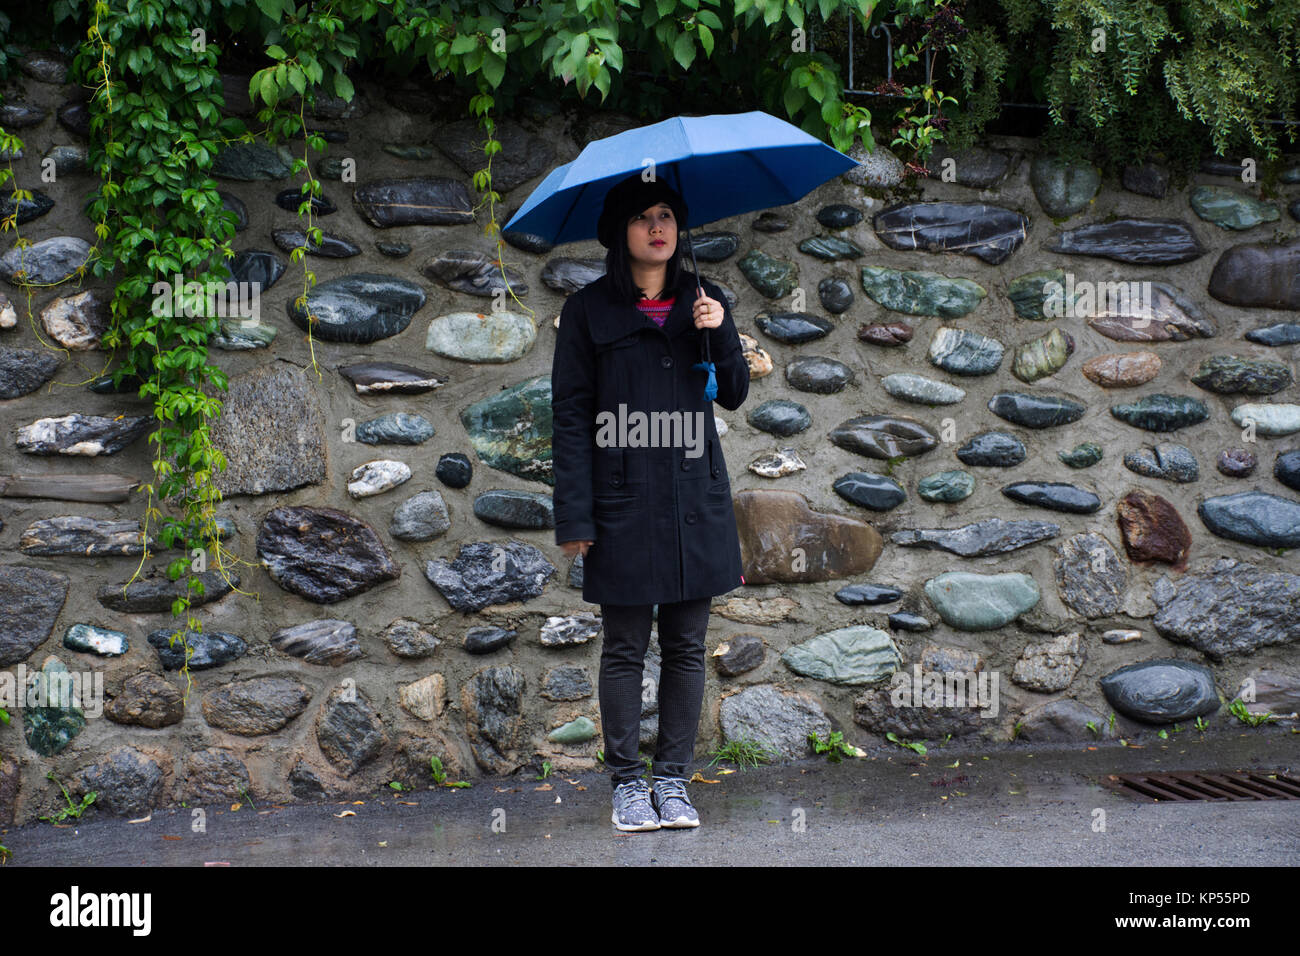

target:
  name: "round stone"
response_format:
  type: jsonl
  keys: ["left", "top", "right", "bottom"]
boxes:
{"left": 1217, "top": 448, "right": 1258, "bottom": 478}
{"left": 436, "top": 453, "right": 473, "bottom": 489}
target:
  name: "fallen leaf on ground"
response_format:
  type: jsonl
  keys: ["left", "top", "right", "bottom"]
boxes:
{"left": 204, "top": 862, "right": 229, "bottom": 867}
{"left": 128, "top": 813, "right": 152, "bottom": 824}
{"left": 352, "top": 800, "right": 365, "bottom": 805}
{"left": 335, "top": 810, "right": 356, "bottom": 818}
{"left": 230, "top": 803, "right": 241, "bottom": 811}
{"left": 162, "top": 835, "right": 182, "bottom": 841}
{"left": 378, "top": 842, "right": 387, "bottom": 847}
{"left": 398, "top": 801, "right": 418, "bottom": 806}
{"left": 688, "top": 772, "right": 719, "bottom": 784}
{"left": 716, "top": 768, "right": 734, "bottom": 775}
{"left": 534, "top": 783, "right": 553, "bottom": 791}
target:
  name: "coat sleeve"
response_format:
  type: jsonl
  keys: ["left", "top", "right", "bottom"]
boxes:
{"left": 551, "top": 293, "right": 597, "bottom": 545}
{"left": 701, "top": 280, "right": 749, "bottom": 412}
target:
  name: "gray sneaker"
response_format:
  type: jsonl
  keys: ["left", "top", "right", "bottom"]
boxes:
{"left": 651, "top": 776, "right": 700, "bottom": 828}
{"left": 611, "top": 778, "right": 660, "bottom": 831}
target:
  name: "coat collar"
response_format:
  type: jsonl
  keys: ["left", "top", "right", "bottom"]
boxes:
{"left": 585, "top": 270, "right": 702, "bottom": 344}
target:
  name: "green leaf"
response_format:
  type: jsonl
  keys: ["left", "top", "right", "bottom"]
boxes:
{"left": 266, "top": 44, "right": 286, "bottom": 61}
{"left": 450, "top": 33, "right": 478, "bottom": 55}
{"left": 673, "top": 31, "right": 695, "bottom": 70}
{"left": 254, "top": 0, "right": 283, "bottom": 21}
{"left": 334, "top": 73, "right": 354, "bottom": 100}
{"left": 698, "top": 24, "right": 713, "bottom": 57}
{"left": 260, "top": 71, "right": 278, "bottom": 107}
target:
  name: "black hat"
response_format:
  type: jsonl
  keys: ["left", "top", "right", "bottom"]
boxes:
{"left": 596, "top": 173, "right": 690, "bottom": 249}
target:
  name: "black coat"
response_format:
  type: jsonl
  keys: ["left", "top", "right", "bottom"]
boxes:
{"left": 551, "top": 268, "right": 750, "bottom": 606}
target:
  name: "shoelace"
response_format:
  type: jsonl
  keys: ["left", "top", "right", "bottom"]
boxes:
{"left": 616, "top": 780, "right": 653, "bottom": 808}
{"left": 654, "top": 777, "right": 690, "bottom": 803}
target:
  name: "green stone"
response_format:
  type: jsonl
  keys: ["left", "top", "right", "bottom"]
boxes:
{"left": 1007, "top": 268, "right": 1071, "bottom": 320}
{"left": 212, "top": 140, "right": 292, "bottom": 181}
{"left": 1189, "top": 186, "right": 1280, "bottom": 231}
{"left": 739, "top": 249, "right": 798, "bottom": 298}
{"left": 317, "top": 157, "right": 348, "bottom": 180}
{"left": 797, "top": 235, "right": 865, "bottom": 261}
{"left": 1012, "top": 327, "right": 1074, "bottom": 382}
{"left": 924, "top": 571, "right": 1041, "bottom": 631}
{"left": 918, "top": 469, "right": 976, "bottom": 502}
{"left": 780, "top": 626, "right": 901, "bottom": 685}
{"left": 1059, "top": 442, "right": 1103, "bottom": 468}
{"left": 21, "top": 657, "right": 87, "bottom": 756}
{"left": 214, "top": 316, "right": 278, "bottom": 351}
{"left": 860, "top": 265, "right": 986, "bottom": 318}
{"left": 547, "top": 716, "right": 596, "bottom": 743}
{"left": 461, "top": 376, "right": 553, "bottom": 486}
{"left": 1110, "top": 393, "right": 1210, "bottom": 431}
{"left": 1030, "top": 155, "right": 1100, "bottom": 218}
{"left": 1189, "top": 354, "right": 1293, "bottom": 395}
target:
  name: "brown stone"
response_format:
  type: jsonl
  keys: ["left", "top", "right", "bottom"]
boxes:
{"left": 104, "top": 672, "right": 185, "bottom": 728}
{"left": 1208, "top": 238, "right": 1300, "bottom": 310}
{"left": 732, "top": 489, "right": 883, "bottom": 584}
{"left": 739, "top": 332, "right": 773, "bottom": 378}
{"left": 713, "top": 596, "right": 798, "bottom": 625}
{"left": 1116, "top": 488, "right": 1192, "bottom": 570}
{"left": 201, "top": 676, "right": 313, "bottom": 736}
{"left": 0, "top": 751, "right": 17, "bottom": 826}
{"left": 858, "top": 321, "right": 914, "bottom": 346}
{"left": 1086, "top": 283, "right": 1215, "bottom": 341}
{"left": 1081, "top": 350, "right": 1162, "bottom": 387}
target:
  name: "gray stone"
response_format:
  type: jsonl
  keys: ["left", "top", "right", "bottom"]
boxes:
{"left": 426, "top": 311, "right": 537, "bottom": 362}
{"left": 356, "top": 413, "right": 435, "bottom": 445}
{"left": 202, "top": 677, "right": 313, "bottom": 735}
{"left": 288, "top": 273, "right": 426, "bottom": 343}
{"left": 712, "top": 634, "right": 765, "bottom": 677}
{"left": 147, "top": 627, "right": 247, "bottom": 671}
{"left": 1046, "top": 218, "right": 1206, "bottom": 264}
{"left": 316, "top": 687, "right": 386, "bottom": 776}
{"left": 425, "top": 540, "right": 555, "bottom": 611}
{"left": 1100, "top": 659, "right": 1219, "bottom": 724}
{"left": 1152, "top": 558, "right": 1300, "bottom": 658}
{"left": 1030, "top": 155, "right": 1100, "bottom": 217}
{"left": 0, "top": 236, "right": 93, "bottom": 286}
{"left": 16, "top": 414, "right": 151, "bottom": 456}
{"left": 1230, "top": 402, "right": 1300, "bottom": 437}
{"left": 928, "top": 327, "right": 1004, "bottom": 375}
{"left": 1189, "top": 185, "right": 1279, "bottom": 230}
{"left": 880, "top": 373, "right": 966, "bottom": 405}
{"left": 0, "top": 566, "right": 70, "bottom": 665}
{"left": 211, "top": 362, "right": 326, "bottom": 496}
{"left": 1123, "top": 443, "right": 1200, "bottom": 482}
{"left": 1013, "top": 632, "right": 1084, "bottom": 692}
{"left": 917, "top": 469, "right": 975, "bottom": 502}
{"left": 78, "top": 747, "right": 165, "bottom": 816}
{"left": 461, "top": 666, "right": 525, "bottom": 773}
{"left": 0, "top": 347, "right": 61, "bottom": 399}
{"left": 1197, "top": 491, "right": 1300, "bottom": 549}
{"left": 892, "top": 517, "right": 1060, "bottom": 557}
{"left": 62, "top": 624, "right": 128, "bottom": 657}
{"left": 346, "top": 460, "right": 412, "bottom": 499}
{"left": 353, "top": 177, "right": 474, "bottom": 227}
{"left": 391, "top": 491, "right": 451, "bottom": 541}
{"left": 1016, "top": 699, "right": 1114, "bottom": 742}
{"left": 747, "top": 399, "right": 811, "bottom": 436}
{"left": 786, "top": 356, "right": 854, "bottom": 394}
{"left": 258, "top": 506, "right": 399, "bottom": 603}
{"left": 1054, "top": 532, "right": 1127, "bottom": 618}
{"left": 541, "top": 664, "right": 593, "bottom": 701}
{"left": 339, "top": 361, "right": 446, "bottom": 395}
{"left": 271, "top": 620, "right": 363, "bottom": 666}
{"left": 473, "top": 489, "right": 554, "bottom": 529}
{"left": 383, "top": 619, "right": 441, "bottom": 658}
{"left": 718, "top": 684, "right": 831, "bottom": 760}
{"left": 19, "top": 516, "right": 147, "bottom": 557}
{"left": 98, "top": 569, "right": 237, "bottom": 613}
{"left": 873, "top": 201, "right": 1029, "bottom": 264}
{"left": 540, "top": 614, "right": 601, "bottom": 647}
{"left": 183, "top": 749, "right": 251, "bottom": 803}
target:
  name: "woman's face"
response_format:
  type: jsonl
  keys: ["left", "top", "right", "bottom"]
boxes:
{"left": 625, "top": 202, "right": 677, "bottom": 268}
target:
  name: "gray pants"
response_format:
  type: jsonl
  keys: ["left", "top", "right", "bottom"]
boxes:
{"left": 598, "top": 598, "right": 712, "bottom": 787}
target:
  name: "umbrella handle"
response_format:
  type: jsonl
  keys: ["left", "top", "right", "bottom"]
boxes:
{"left": 674, "top": 167, "right": 711, "bottom": 364}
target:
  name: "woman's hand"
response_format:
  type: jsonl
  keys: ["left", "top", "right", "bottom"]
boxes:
{"left": 560, "top": 540, "right": 593, "bottom": 558}
{"left": 693, "top": 287, "right": 724, "bottom": 330}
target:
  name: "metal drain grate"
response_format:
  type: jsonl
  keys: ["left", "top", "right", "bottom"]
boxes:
{"left": 1102, "top": 770, "right": 1300, "bottom": 802}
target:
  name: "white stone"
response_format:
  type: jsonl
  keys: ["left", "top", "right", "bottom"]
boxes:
{"left": 347, "top": 459, "right": 412, "bottom": 498}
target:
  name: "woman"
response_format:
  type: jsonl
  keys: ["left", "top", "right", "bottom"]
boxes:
{"left": 550, "top": 173, "right": 750, "bottom": 832}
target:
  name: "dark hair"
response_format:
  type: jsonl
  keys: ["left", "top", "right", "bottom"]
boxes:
{"left": 603, "top": 206, "right": 692, "bottom": 306}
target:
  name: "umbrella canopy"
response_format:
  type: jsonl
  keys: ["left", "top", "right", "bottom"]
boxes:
{"left": 504, "top": 110, "right": 859, "bottom": 245}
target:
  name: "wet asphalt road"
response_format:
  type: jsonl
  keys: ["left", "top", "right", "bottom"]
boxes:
{"left": 5, "top": 731, "right": 1296, "bottom": 867}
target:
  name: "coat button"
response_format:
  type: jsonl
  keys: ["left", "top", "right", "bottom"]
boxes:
{"left": 661, "top": 356, "right": 673, "bottom": 368}
{"left": 611, "top": 475, "right": 623, "bottom": 488}
{"left": 684, "top": 512, "right": 698, "bottom": 525}
{"left": 680, "top": 460, "right": 690, "bottom": 471}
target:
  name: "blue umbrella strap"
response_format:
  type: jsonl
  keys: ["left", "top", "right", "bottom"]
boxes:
{"left": 693, "top": 360, "right": 718, "bottom": 401}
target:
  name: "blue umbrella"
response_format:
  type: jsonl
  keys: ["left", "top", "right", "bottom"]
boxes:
{"left": 505, "top": 110, "right": 860, "bottom": 397}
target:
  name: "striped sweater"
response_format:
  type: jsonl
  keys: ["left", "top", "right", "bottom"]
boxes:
{"left": 635, "top": 294, "right": 676, "bottom": 328}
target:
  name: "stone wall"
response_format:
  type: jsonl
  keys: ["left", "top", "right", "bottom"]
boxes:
{"left": 1, "top": 57, "right": 1298, "bottom": 826}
